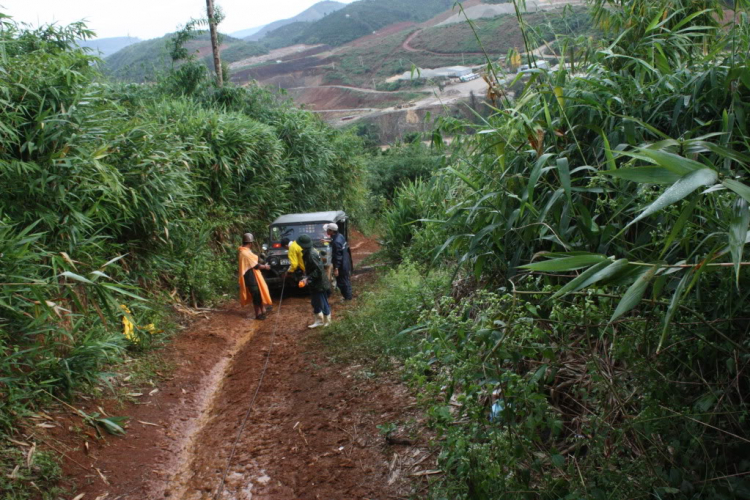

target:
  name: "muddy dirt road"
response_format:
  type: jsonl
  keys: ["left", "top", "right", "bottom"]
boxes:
{"left": 53, "top": 234, "right": 434, "bottom": 499}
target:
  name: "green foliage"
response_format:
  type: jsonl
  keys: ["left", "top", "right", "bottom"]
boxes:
{"left": 0, "top": 15, "right": 366, "bottom": 440}
{"left": 402, "top": 288, "right": 750, "bottom": 499}
{"left": 323, "top": 261, "right": 451, "bottom": 367}
{"left": 0, "top": 444, "right": 65, "bottom": 499}
{"left": 104, "top": 32, "right": 267, "bottom": 83}
{"left": 363, "top": 0, "right": 750, "bottom": 497}
{"left": 367, "top": 141, "right": 444, "bottom": 202}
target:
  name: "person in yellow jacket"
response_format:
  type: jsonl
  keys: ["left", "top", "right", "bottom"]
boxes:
{"left": 238, "top": 233, "right": 273, "bottom": 320}
{"left": 280, "top": 237, "right": 305, "bottom": 278}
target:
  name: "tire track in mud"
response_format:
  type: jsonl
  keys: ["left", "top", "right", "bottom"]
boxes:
{"left": 58, "top": 233, "right": 434, "bottom": 499}
{"left": 167, "top": 290, "right": 428, "bottom": 499}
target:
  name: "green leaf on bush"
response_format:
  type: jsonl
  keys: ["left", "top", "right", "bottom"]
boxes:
{"left": 522, "top": 254, "right": 608, "bottom": 272}
{"left": 637, "top": 149, "right": 706, "bottom": 175}
{"left": 627, "top": 168, "right": 718, "bottom": 227}
{"left": 604, "top": 166, "right": 681, "bottom": 184}
{"left": 610, "top": 265, "right": 659, "bottom": 322}
{"left": 724, "top": 179, "right": 750, "bottom": 205}
{"left": 59, "top": 271, "right": 94, "bottom": 284}
{"left": 729, "top": 199, "right": 750, "bottom": 287}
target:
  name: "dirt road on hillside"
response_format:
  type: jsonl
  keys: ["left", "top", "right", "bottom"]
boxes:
{"left": 49, "top": 233, "right": 435, "bottom": 499}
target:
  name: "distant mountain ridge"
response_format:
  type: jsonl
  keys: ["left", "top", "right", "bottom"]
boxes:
{"left": 78, "top": 36, "right": 140, "bottom": 58}
{"left": 245, "top": 1, "right": 346, "bottom": 41}
{"left": 230, "top": 25, "right": 264, "bottom": 39}
{"left": 260, "top": 0, "right": 453, "bottom": 48}
{"left": 104, "top": 33, "right": 267, "bottom": 82}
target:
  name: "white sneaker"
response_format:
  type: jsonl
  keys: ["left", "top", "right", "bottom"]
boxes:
{"left": 308, "top": 313, "right": 325, "bottom": 329}
{"left": 323, "top": 314, "right": 332, "bottom": 327}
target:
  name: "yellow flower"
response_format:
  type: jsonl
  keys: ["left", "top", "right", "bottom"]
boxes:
{"left": 120, "top": 304, "right": 138, "bottom": 343}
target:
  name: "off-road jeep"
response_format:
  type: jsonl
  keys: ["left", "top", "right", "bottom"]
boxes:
{"left": 261, "top": 210, "right": 351, "bottom": 288}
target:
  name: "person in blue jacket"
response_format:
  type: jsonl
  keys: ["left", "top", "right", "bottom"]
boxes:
{"left": 325, "top": 223, "right": 353, "bottom": 300}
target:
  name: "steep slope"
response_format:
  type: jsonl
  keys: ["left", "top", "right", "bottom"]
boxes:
{"left": 104, "top": 33, "right": 267, "bottom": 82}
{"left": 245, "top": 1, "right": 346, "bottom": 41}
{"left": 78, "top": 36, "right": 140, "bottom": 58}
{"left": 259, "top": 0, "right": 453, "bottom": 48}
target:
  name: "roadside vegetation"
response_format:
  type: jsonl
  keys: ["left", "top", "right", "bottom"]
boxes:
{"left": 0, "top": 12, "right": 365, "bottom": 493}
{"left": 329, "top": 0, "right": 750, "bottom": 497}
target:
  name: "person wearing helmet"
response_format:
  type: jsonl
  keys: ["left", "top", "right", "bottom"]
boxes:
{"left": 238, "top": 233, "right": 272, "bottom": 320}
{"left": 297, "top": 234, "right": 331, "bottom": 328}
{"left": 324, "top": 223, "right": 353, "bottom": 300}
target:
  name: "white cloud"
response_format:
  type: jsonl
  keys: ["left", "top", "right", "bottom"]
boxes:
{"left": 1, "top": 0, "right": 357, "bottom": 40}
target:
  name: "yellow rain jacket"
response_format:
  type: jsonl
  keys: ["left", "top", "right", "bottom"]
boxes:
{"left": 238, "top": 247, "right": 272, "bottom": 307}
{"left": 287, "top": 240, "right": 305, "bottom": 273}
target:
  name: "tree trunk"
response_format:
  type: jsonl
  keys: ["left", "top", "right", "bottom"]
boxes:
{"left": 206, "top": 0, "right": 223, "bottom": 87}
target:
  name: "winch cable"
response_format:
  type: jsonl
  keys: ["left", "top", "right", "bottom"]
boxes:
{"left": 213, "top": 277, "right": 287, "bottom": 499}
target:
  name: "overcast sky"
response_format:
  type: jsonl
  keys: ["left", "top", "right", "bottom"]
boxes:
{"left": 1, "top": 0, "right": 357, "bottom": 39}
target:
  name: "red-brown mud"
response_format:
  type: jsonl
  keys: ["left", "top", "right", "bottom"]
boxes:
{"left": 42, "top": 232, "right": 433, "bottom": 499}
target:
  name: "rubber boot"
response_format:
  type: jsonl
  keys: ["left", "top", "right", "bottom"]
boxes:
{"left": 324, "top": 314, "right": 332, "bottom": 327}
{"left": 308, "top": 313, "right": 325, "bottom": 329}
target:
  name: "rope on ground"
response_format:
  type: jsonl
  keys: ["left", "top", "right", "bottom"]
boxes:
{"left": 213, "top": 278, "right": 286, "bottom": 500}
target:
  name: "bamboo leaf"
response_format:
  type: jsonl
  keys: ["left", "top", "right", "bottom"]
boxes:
{"left": 101, "top": 254, "right": 128, "bottom": 269}
{"left": 657, "top": 270, "right": 693, "bottom": 353}
{"left": 59, "top": 271, "right": 94, "bottom": 284}
{"left": 600, "top": 131, "right": 616, "bottom": 171}
{"left": 659, "top": 196, "right": 698, "bottom": 259}
{"left": 101, "top": 283, "right": 147, "bottom": 301}
{"left": 551, "top": 260, "right": 609, "bottom": 299}
{"left": 636, "top": 149, "right": 706, "bottom": 175}
{"left": 447, "top": 166, "right": 480, "bottom": 192}
{"left": 556, "top": 157, "right": 571, "bottom": 202}
{"left": 610, "top": 265, "right": 659, "bottom": 323}
{"left": 723, "top": 179, "right": 750, "bottom": 204}
{"left": 604, "top": 166, "right": 681, "bottom": 184}
{"left": 522, "top": 254, "right": 609, "bottom": 272}
{"left": 627, "top": 169, "right": 718, "bottom": 227}
{"left": 729, "top": 199, "right": 750, "bottom": 287}
{"left": 552, "top": 258, "right": 630, "bottom": 299}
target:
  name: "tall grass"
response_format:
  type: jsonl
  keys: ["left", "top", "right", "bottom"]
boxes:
{"left": 0, "top": 14, "right": 366, "bottom": 428}
{"left": 371, "top": 0, "right": 750, "bottom": 496}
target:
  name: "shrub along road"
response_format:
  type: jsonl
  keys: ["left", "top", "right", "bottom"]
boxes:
{"left": 47, "top": 233, "right": 434, "bottom": 499}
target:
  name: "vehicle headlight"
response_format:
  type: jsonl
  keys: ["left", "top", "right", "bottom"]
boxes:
{"left": 269, "top": 258, "right": 278, "bottom": 266}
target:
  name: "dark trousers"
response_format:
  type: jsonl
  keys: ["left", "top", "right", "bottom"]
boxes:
{"left": 311, "top": 292, "right": 331, "bottom": 315}
{"left": 336, "top": 271, "right": 353, "bottom": 300}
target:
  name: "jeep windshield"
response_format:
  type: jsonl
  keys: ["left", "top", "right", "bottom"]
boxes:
{"left": 270, "top": 223, "right": 327, "bottom": 244}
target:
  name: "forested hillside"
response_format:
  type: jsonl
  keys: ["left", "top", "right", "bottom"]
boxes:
{"left": 104, "top": 32, "right": 268, "bottom": 82}
{"left": 77, "top": 36, "right": 140, "bottom": 57}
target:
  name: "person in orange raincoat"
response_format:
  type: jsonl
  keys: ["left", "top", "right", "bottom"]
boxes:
{"left": 238, "top": 233, "right": 273, "bottom": 320}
